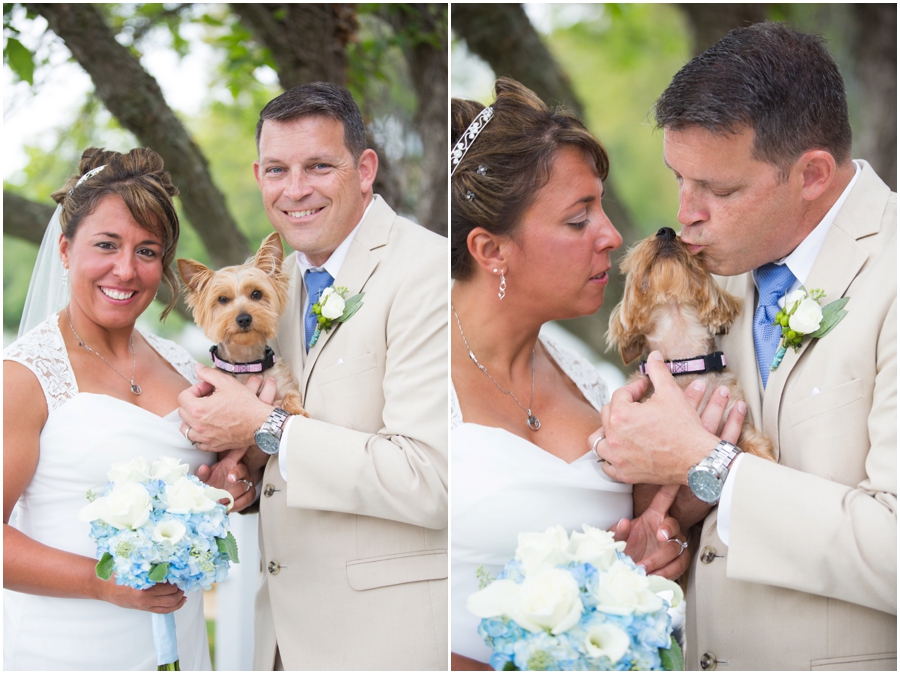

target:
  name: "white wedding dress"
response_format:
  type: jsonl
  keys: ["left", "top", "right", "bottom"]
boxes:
{"left": 451, "top": 336, "right": 633, "bottom": 663}
{"left": 3, "top": 316, "right": 213, "bottom": 671}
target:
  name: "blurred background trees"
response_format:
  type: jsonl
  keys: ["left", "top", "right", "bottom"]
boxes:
{"left": 3, "top": 2, "right": 447, "bottom": 341}
{"left": 452, "top": 3, "right": 896, "bottom": 373}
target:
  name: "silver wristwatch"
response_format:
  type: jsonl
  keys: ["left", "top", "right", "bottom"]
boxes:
{"left": 254, "top": 408, "right": 290, "bottom": 455}
{"left": 687, "top": 440, "right": 742, "bottom": 504}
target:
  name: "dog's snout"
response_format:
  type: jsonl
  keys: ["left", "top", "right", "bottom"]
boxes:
{"left": 236, "top": 313, "right": 253, "bottom": 329}
{"left": 656, "top": 227, "right": 676, "bottom": 241}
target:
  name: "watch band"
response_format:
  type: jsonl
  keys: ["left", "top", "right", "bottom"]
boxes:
{"left": 708, "top": 440, "right": 741, "bottom": 476}
{"left": 263, "top": 407, "right": 290, "bottom": 439}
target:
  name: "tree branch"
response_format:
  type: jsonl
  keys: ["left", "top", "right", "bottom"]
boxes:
{"left": 3, "top": 191, "right": 55, "bottom": 245}
{"left": 26, "top": 2, "right": 250, "bottom": 268}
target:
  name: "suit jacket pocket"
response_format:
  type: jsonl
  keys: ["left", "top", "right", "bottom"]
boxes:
{"left": 346, "top": 549, "right": 447, "bottom": 591}
{"left": 810, "top": 652, "right": 896, "bottom": 670}
{"left": 318, "top": 351, "right": 378, "bottom": 385}
{"left": 786, "top": 378, "right": 864, "bottom": 427}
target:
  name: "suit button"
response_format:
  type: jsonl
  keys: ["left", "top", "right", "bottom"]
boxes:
{"left": 700, "top": 652, "right": 718, "bottom": 670}
{"left": 267, "top": 561, "right": 282, "bottom": 575}
{"left": 263, "top": 484, "right": 279, "bottom": 497}
{"left": 700, "top": 546, "right": 717, "bottom": 564}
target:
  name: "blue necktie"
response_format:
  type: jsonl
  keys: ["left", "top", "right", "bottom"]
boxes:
{"left": 753, "top": 263, "right": 797, "bottom": 388}
{"left": 304, "top": 269, "right": 334, "bottom": 352}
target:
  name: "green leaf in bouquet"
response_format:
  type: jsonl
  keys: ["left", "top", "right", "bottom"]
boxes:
{"left": 96, "top": 552, "right": 114, "bottom": 580}
{"left": 149, "top": 563, "right": 169, "bottom": 583}
{"left": 808, "top": 297, "right": 850, "bottom": 339}
{"left": 216, "top": 531, "right": 240, "bottom": 563}
{"left": 339, "top": 292, "right": 365, "bottom": 321}
{"left": 502, "top": 660, "right": 519, "bottom": 671}
{"left": 659, "top": 636, "right": 685, "bottom": 671}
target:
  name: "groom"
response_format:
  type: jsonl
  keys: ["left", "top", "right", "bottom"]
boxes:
{"left": 595, "top": 22, "right": 896, "bottom": 670}
{"left": 179, "top": 82, "right": 448, "bottom": 670}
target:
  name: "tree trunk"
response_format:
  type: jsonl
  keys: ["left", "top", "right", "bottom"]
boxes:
{"left": 848, "top": 4, "right": 897, "bottom": 190}
{"left": 25, "top": 3, "right": 250, "bottom": 268}
{"left": 452, "top": 3, "right": 639, "bottom": 367}
{"left": 380, "top": 4, "right": 447, "bottom": 235}
{"left": 3, "top": 192, "right": 55, "bottom": 245}
{"left": 679, "top": 4, "right": 768, "bottom": 56}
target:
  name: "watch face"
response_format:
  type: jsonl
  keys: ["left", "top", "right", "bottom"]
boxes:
{"left": 254, "top": 430, "right": 279, "bottom": 455}
{"left": 689, "top": 469, "right": 722, "bottom": 504}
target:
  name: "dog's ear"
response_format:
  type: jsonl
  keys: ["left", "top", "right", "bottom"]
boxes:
{"left": 700, "top": 281, "right": 743, "bottom": 334}
{"left": 177, "top": 258, "right": 214, "bottom": 295}
{"left": 255, "top": 232, "right": 284, "bottom": 275}
{"left": 607, "top": 302, "right": 646, "bottom": 365}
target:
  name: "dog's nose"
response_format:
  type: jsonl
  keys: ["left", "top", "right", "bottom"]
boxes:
{"left": 236, "top": 313, "right": 253, "bottom": 329}
{"left": 656, "top": 227, "right": 676, "bottom": 241}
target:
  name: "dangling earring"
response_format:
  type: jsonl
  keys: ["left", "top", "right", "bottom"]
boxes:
{"left": 493, "top": 268, "right": 507, "bottom": 300}
{"left": 62, "top": 267, "right": 69, "bottom": 288}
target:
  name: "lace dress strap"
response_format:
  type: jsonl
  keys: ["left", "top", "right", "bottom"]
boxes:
{"left": 3, "top": 315, "right": 78, "bottom": 413}
{"left": 142, "top": 331, "right": 199, "bottom": 385}
{"left": 450, "top": 335, "right": 610, "bottom": 428}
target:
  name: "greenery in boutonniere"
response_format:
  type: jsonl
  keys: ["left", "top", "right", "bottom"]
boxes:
{"left": 771, "top": 287, "right": 849, "bottom": 371}
{"left": 309, "top": 285, "right": 365, "bottom": 347}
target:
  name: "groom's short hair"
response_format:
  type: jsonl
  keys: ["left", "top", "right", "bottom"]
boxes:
{"left": 653, "top": 21, "right": 852, "bottom": 180}
{"left": 255, "top": 82, "right": 368, "bottom": 161}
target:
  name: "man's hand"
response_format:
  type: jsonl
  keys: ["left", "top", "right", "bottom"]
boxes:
{"left": 591, "top": 351, "right": 747, "bottom": 485}
{"left": 178, "top": 367, "right": 276, "bottom": 452}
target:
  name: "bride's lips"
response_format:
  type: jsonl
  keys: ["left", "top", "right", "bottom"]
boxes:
{"left": 99, "top": 286, "right": 138, "bottom": 302}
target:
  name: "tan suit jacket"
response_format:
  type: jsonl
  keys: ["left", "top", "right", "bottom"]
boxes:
{"left": 253, "top": 196, "right": 449, "bottom": 670}
{"left": 686, "top": 161, "right": 897, "bottom": 670}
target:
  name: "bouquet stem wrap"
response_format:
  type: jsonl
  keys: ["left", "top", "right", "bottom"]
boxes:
{"left": 152, "top": 612, "right": 180, "bottom": 670}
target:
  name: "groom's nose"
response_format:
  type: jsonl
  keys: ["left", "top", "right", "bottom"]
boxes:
{"left": 284, "top": 171, "right": 313, "bottom": 201}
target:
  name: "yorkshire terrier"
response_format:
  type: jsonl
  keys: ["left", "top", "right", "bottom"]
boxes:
{"left": 607, "top": 227, "right": 774, "bottom": 460}
{"left": 178, "top": 232, "right": 307, "bottom": 417}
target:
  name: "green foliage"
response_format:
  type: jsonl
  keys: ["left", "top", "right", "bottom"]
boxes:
{"left": 96, "top": 552, "right": 115, "bottom": 580}
{"left": 659, "top": 636, "right": 685, "bottom": 671}
{"left": 148, "top": 562, "right": 169, "bottom": 582}
{"left": 216, "top": 532, "right": 239, "bottom": 564}
{"left": 4, "top": 35, "right": 33, "bottom": 83}
{"left": 475, "top": 564, "right": 495, "bottom": 590}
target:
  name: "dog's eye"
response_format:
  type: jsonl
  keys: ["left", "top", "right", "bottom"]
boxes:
{"left": 250, "top": 290, "right": 262, "bottom": 300}
{"left": 217, "top": 296, "right": 229, "bottom": 304}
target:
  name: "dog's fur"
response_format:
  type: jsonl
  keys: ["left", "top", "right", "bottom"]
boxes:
{"left": 607, "top": 229, "right": 774, "bottom": 461}
{"left": 178, "top": 232, "right": 307, "bottom": 417}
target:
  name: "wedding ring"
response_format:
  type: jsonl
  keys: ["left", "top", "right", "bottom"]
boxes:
{"left": 183, "top": 426, "right": 196, "bottom": 445}
{"left": 237, "top": 478, "right": 253, "bottom": 493}
{"left": 592, "top": 432, "right": 607, "bottom": 464}
{"left": 667, "top": 537, "right": 689, "bottom": 556}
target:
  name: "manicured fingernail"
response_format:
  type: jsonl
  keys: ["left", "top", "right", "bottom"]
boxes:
{"left": 228, "top": 474, "right": 236, "bottom": 483}
{"left": 660, "top": 529, "right": 670, "bottom": 540}
{"left": 690, "top": 380, "right": 706, "bottom": 391}
{"left": 649, "top": 351, "right": 664, "bottom": 362}
{"left": 616, "top": 518, "right": 627, "bottom": 531}
{"left": 737, "top": 401, "right": 747, "bottom": 414}
{"left": 717, "top": 386, "right": 730, "bottom": 398}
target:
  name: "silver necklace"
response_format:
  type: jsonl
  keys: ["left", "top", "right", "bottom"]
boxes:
{"left": 452, "top": 305, "right": 540, "bottom": 431}
{"left": 64, "top": 309, "right": 142, "bottom": 395}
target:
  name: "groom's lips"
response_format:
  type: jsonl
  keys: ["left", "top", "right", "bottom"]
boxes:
{"left": 283, "top": 206, "right": 326, "bottom": 219}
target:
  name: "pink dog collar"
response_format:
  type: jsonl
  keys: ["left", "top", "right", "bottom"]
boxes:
{"left": 210, "top": 345, "right": 276, "bottom": 374}
{"left": 639, "top": 351, "right": 727, "bottom": 376}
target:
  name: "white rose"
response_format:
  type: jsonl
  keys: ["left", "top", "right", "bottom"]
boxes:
{"left": 106, "top": 456, "right": 151, "bottom": 484}
{"left": 789, "top": 298, "right": 823, "bottom": 334}
{"left": 784, "top": 288, "right": 807, "bottom": 311}
{"left": 150, "top": 456, "right": 189, "bottom": 485}
{"left": 516, "top": 568, "right": 584, "bottom": 634}
{"left": 153, "top": 519, "right": 187, "bottom": 544}
{"left": 568, "top": 524, "right": 626, "bottom": 572}
{"left": 593, "top": 561, "right": 682, "bottom": 615}
{"left": 515, "top": 525, "right": 572, "bottom": 575}
{"left": 583, "top": 623, "right": 631, "bottom": 663}
{"left": 165, "top": 476, "right": 217, "bottom": 514}
{"left": 78, "top": 481, "right": 151, "bottom": 530}
{"left": 467, "top": 568, "right": 584, "bottom": 635}
{"left": 320, "top": 291, "right": 346, "bottom": 320}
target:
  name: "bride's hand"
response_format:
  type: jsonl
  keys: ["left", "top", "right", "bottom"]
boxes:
{"left": 101, "top": 578, "right": 186, "bottom": 613}
{"left": 613, "top": 484, "right": 690, "bottom": 580}
{"left": 196, "top": 449, "right": 260, "bottom": 512}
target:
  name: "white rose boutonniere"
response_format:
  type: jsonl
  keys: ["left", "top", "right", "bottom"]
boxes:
{"left": 309, "top": 285, "right": 365, "bottom": 347}
{"left": 771, "top": 287, "right": 849, "bottom": 371}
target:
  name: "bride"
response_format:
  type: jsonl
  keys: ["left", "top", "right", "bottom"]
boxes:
{"left": 3, "top": 148, "right": 254, "bottom": 670}
{"left": 450, "top": 78, "right": 743, "bottom": 669}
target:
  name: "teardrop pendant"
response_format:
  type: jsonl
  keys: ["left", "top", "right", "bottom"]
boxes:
{"left": 131, "top": 383, "right": 142, "bottom": 396}
{"left": 526, "top": 413, "right": 541, "bottom": 431}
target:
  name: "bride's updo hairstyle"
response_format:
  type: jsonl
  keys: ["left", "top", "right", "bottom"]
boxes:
{"left": 51, "top": 147, "right": 181, "bottom": 318}
{"left": 451, "top": 77, "right": 609, "bottom": 280}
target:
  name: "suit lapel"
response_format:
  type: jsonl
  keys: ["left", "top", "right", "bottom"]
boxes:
{"left": 761, "top": 162, "right": 883, "bottom": 435}
{"left": 300, "top": 195, "right": 393, "bottom": 394}
{"left": 274, "top": 252, "right": 306, "bottom": 375}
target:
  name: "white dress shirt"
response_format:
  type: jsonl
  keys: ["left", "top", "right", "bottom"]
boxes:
{"left": 717, "top": 161, "right": 861, "bottom": 545}
{"left": 276, "top": 199, "right": 373, "bottom": 481}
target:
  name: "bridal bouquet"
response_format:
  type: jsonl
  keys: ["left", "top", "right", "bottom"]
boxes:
{"left": 78, "top": 456, "right": 239, "bottom": 671}
{"left": 468, "top": 525, "right": 684, "bottom": 671}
